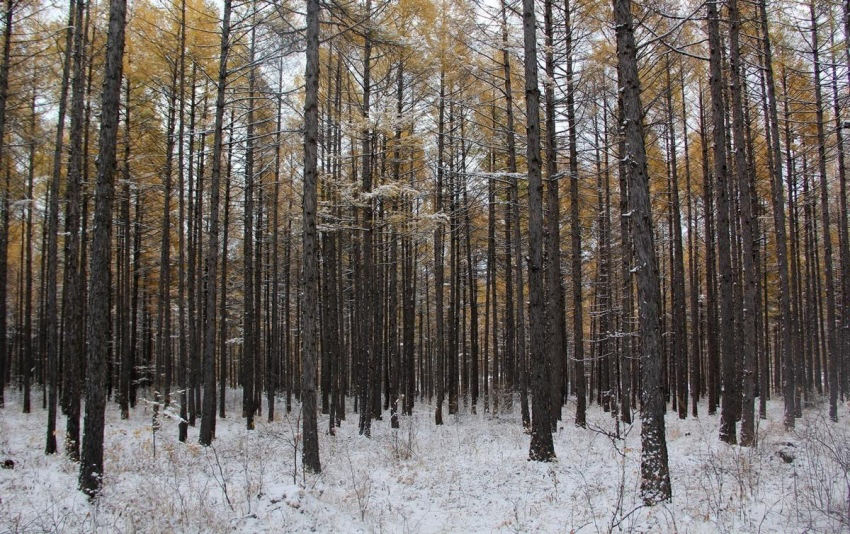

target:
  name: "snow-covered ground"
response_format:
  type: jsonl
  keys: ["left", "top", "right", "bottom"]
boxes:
{"left": 1, "top": 390, "right": 848, "bottom": 533}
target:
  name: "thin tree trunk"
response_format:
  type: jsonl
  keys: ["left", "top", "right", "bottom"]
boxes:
{"left": 522, "top": 0, "right": 555, "bottom": 461}
{"left": 176, "top": 0, "right": 188, "bottom": 441}
{"left": 199, "top": 0, "right": 231, "bottom": 446}
{"left": 499, "top": 0, "right": 517, "bottom": 416}
{"left": 0, "top": 0, "right": 9, "bottom": 415}
{"left": 44, "top": 0, "right": 74, "bottom": 453}
{"left": 120, "top": 79, "right": 133, "bottom": 421}
{"left": 728, "top": 0, "right": 757, "bottom": 445}
{"left": 706, "top": 0, "right": 738, "bottom": 444}
{"left": 301, "top": 0, "right": 321, "bottom": 473}
{"left": 565, "top": 0, "right": 585, "bottom": 428}
{"left": 809, "top": 3, "right": 839, "bottom": 421}
{"left": 242, "top": 23, "right": 257, "bottom": 430}
{"left": 665, "top": 57, "right": 688, "bottom": 420}
{"left": 62, "top": 0, "right": 87, "bottom": 457}
{"left": 543, "top": 0, "right": 564, "bottom": 429}
{"left": 434, "top": 68, "right": 445, "bottom": 426}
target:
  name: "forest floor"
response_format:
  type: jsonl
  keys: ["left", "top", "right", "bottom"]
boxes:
{"left": 1, "top": 390, "right": 848, "bottom": 533}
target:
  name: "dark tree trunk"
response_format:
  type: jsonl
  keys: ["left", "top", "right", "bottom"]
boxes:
{"left": 728, "top": 0, "right": 757, "bottom": 444}
{"left": 499, "top": 0, "right": 517, "bottom": 415}
{"left": 199, "top": 0, "right": 231, "bottom": 446}
{"left": 79, "top": 0, "right": 127, "bottom": 496}
{"left": 121, "top": 78, "right": 133, "bottom": 422}
{"left": 62, "top": 0, "right": 87, "bottom": 457}
{"left": 358, "top": 0, "right": 376, "bottom": 436}
{"left": 699, "top": 85, "right": 719, "bottom": 415}
{"left": 434, "top": 68, "right": 445, "bottom": 426}
{"left": 614, "top": 0, "right": 672, "bottom": 504}
{"left": 565, "top": 0, "right": 585, "bottom": 428}
{"left": 681, "top": 64, "right": 700, "bottom": 418}
{"left": 831, "top": 22, "right": 850, "bottom": 408}
{"left": 242, "top": 25, "right": 257, "bottom": 430}
{"left": 176, "top": 0, "right": 188, "bottom": 441}
{"left": 665, "top": 57, "right": 688, "bottom": 420}
{"left": 617, "top": 100, "right": 633, "bottom": 425}
{"left": 301, "top": 0, "right": 321, "bottom": 473}
{"left": 522, "top": 0, "right": 555, "bottom": 462}
{"left": 543, "top": 0, "right": 564, "bottom": 429}
{"left": 0, "top": 0, "right": 10, "bottom": 415}
{"left": 219, "top": 117, "right": 232, "bottom": 419}
{"left": 156, "top": 62, "right": 177, "bottom": 411}
{"left": 45, "top": 0, "right": 75, "bottom": 453}
{"left": 706, "top": 0, "right": 738, "bottom": 444}
{"left": 809, "top": 3, "right": 839, "bottom": 421}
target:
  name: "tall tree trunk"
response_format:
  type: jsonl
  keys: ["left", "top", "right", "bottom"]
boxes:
{"left": 62, "top": 0, "right": 87, "bottom": 457}
{"left": 0, "top": 0, "right": 10, "bottom": 415}
{"left": 156, "top": 64, "right": 177, "bottom": 411}
{"left": 698, "top": 84, "right": 720, "bottom": 414}
{"left": 268, "top": 58, "right": 285, "bottom": 423}
{"left": 176, "top": 0, "right": 188, "bottom": 441}
{"left": 681, "top": 64, "right": 700, "bottom": 418}
{"left": 44, "top": 0, "right": 74, "bottom": 453}
{"left": 434, "top": 68, "right": 446, "bottom": 426}
{"left": 728, "top": 0, "right": 757, "bottom": 444}
{"left": 831, "top": 19, "right": 850, "bottom": 407}
{"left": 499, "top": 0, "right": 517, "bottom": 415}
{"left": 665, "top": 57, "right": 688, "bottom": 420}
{"left": 565, "top": 0, "right": 585, "bottom": 428}
{"left": 358, "top": 0, "right": 375, "bottom": 436}
{"left": 809, "top": 3, "right": 839, "bottom": 421}
{"left": 614, "top": 0, "right": 672, "bottom": 504}
{"left": 522, "top": 0, "right": 555, "bottom": 461}
{"left": 242, "top": 23, "right": 257, "bottom": 430}
{"left": 781, "top": 69, "right": 802, "bottom": 421}
{"left": 617, "top": 99, "right": 633, "bottom": 424}
{"left": 120, "top": 78, "right": 133, "bottom": 421}
{"left": 186, "top": 68, "right": 198, "bottom": 424}
{"left": 706, "top": 0, "right": 738, "bottom": 444}
{"left": 543, "top": 0, "right": 564, "bottom": 429}
{"left": 485, "top": 106, "right": 499, "bottom": 414}
{"left": 199, "top": 0, "right": 231, "bottom": 446}
{"left": 79, "top": 0, "right": 127, "bottom": 496}
{"left": 301, "top": 0, "right": 321, "bottom": 473}
{"left": 218, "top": 141, "right": 231, "bottom": 418}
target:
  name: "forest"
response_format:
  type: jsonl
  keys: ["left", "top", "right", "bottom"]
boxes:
{"left": 0, "top": 0, "right": 849, "bottom": 530}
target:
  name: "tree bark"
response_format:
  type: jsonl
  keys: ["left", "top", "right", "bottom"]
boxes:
{"left": 79, "top": 0, "right": 127, "bottom": 496}
{"left": 565, "top": 0, "right": 585, "bottom": 428}
{"left": 706, "top": 0, "right": 738, "bottom": 444}
{"left": 614, "top": 0, "right": 672, "bottom": 504}
{"left": 301, "top": 0, "right": 321, "bottom": 473}
{"left": 522, "top": 0, "right": 555, "bottom": 462}
{"left": 199, "top": 0, "right": 231, "bottom": 446}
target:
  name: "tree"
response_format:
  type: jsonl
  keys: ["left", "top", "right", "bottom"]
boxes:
{"left": 543, "top": 0, "right": 564, "bottom": 430}
{"left": 79, "top": 0, "right": 127, "bottom": 496}
{"left": 565, "top": 0, "right": 586, "bottom": 428}
{"left": 613, "top": 0, "right": 671, "bottom": 504}
{"left": 199, "top": 0, "right": 231, "bottom": 447}
{"left": 301, "top": 0, "right": 321, "bottom": 474}
{"left": 727, "top": 0, "right": 757, "bottom": 445}
{"left": 0, "top": 0, "right": 12, "bottom": 415}
{"left": 45, "top": 0, "right": 75, "bottom": 453}
{"left": 706, "top": 0, "right": 738, "bottom": 445}
{"left": 808, "top": 2, "right": 838, "bottom": 422}
{"left": 523, "top": 0, "right": 555, "bottom": 462}
{"left": 62, "top": 0, "right": 86, "bottom": 457}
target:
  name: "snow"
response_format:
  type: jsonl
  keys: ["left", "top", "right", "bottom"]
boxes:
{"left": 1, "top": 391, "right": 848, "bottom": 533}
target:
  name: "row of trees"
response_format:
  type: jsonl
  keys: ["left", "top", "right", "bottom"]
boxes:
{"left": 0, "top": 0, "right": 848, "bottom": 503}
